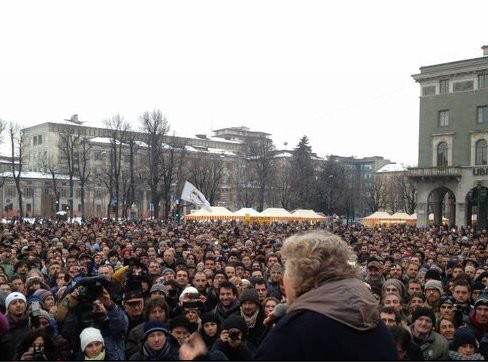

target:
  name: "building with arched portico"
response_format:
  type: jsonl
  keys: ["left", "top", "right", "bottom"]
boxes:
{"left": 409, "top": 46, "right": 488, "bottom": 229}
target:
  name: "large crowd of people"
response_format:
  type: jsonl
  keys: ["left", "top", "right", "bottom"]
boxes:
{"left": 0, "top": 217, "right": 487, "bottom": 360}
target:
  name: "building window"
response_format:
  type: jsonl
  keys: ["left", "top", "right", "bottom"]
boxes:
{"left": 422, "top": 86, "right": 436, "bottom": 96}
{"left": 5, "top": 187, "right": 16, "bottom": 197}
{"left": 439, "top": 80, "right": 449, "bottom": 94}
{"left": 476, "top": 139, "right": 488, "bottom": 165}
{"left": 479, "top": 74, "right": 488, "bottom": 89}
{"left": 26, "top": 204, "right": 31, "bottom": 212}
{"left": 437, "top": 142, "right": 448, "bottom": 167}
{"left": 478, "top": 106, "right": 488, "bottom": 124}
{"left": 438, "top": 110, "right": 449, "bottom": 127}
{"left": 24, "top": 188, "right": 33, "bottom": 198}
{"left": 95, "top": 189, "right": 103, "bottom": 198}
{"left": 453, "top": 80, "right": 474, "bottom": 92}
{"left": 61, "top": 188, "right": 68, "bottom": 198}
{"left": 37, "top": 135, "right": 42, "bottom": 145}
{"left": 33, "top": 136, "right": 37, "bottom": 146}
{"left": 94, "top": 151, "right": 102, "bottom": 161}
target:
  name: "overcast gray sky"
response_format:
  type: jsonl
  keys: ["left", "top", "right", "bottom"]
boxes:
{"left": 1, "top": 0, "right": 487, "bottom": 166}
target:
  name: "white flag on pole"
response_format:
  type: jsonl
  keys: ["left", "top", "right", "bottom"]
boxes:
{"left": 181, "top": 181, "right": 212, "bottom": 212}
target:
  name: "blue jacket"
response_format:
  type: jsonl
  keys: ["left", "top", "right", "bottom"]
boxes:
{"left": 62, "top": 303, "right": 129, "bottom": 360}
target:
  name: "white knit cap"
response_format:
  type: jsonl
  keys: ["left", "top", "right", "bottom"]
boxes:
{"left": 5, "top": 292, "right": 26, "bottom": 310}
{"left": 179, "top": 286, "right": 199, "bottom": 303}
{"left": 80, "top": 327, "right": 104, "bottom": 352}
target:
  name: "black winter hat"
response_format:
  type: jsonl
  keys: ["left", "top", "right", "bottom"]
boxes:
{"left": 201, "top": 312, "right": 220, "bottom": 326}
{"left": 475, "top": 288, "right": 488, "bottom": 308}
{"left": 222, "top": 315, "right": 248, "bottom": 335}
{"left": 412, "top": 307, "right": 436, "bottom": 326}
{"left": 239, "top": 288, "right": 260, "bottom": 305}
{"left": 452, "top": 327, "right": 477, "bottom": 351}
{"left": 169, "top": 315, "right": 192, "bottom": 332}
{"left": 425, "top": 268, "right": 442, "bottom": 281}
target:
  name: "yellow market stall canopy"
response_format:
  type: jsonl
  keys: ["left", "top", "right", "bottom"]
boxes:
{"left": 185, "top": 206, "right": 236, "bottom": 221}
{"left": 184, "top": 206, "right": 327, "bottom": 222}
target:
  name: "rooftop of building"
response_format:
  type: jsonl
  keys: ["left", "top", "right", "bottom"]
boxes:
{"left": 412, "top": 47, "right": 488, "bottom": 81}
{"left": 376, "top": 163, "right": 409, "bottom": 173}
{"left": 0, "top": 171, "right": 79, "bottom": 180}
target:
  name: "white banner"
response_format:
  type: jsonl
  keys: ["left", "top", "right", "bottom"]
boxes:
{"left": 180, "top": 181, "right": 212, "bottom": 212}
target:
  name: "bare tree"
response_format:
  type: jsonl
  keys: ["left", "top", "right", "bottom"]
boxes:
{"left": 59, "top": 122, "right": 80, "bottom": 219}
{"left": 9, "top": 123, "right": 24, "bottom": 217}
{"left": 140, "top": 109, "right": 169, "bottom": 219}
{"left": 160, "top": 135, "right": 187, "bottom": 219}
{"left": 398, "top": 174, "right": 417, "bottom": 214}
{"left": 41, "top": 156, "right": 61, "bottom": 213}
{"left": 120, "top": 125, "right": 139, "bottom": 218}
{"left": 235, "top": 159, "right": 258, "bottom": 208}
{"left": 272, "top": 159, "right": 293, "bottom": 209}
{"left": 366, "top": 177, "right": 386, "bottom": 213}
{"left": 315, "top": 158, "right": 348, "bottom": 215}
{"left": 104, "top": 114, "right": 127, "bottom": 219}
{"left": 246, "top": 138, "right": 275, "bottom": 212}
{"left": 187, "top": 154, "right": 225, "bottom": 206}
{"left": 289, "top": 136, "right": 315, "bottom": 209}
{"left": 76, "top": 138, "right": 92, "bottom": 218}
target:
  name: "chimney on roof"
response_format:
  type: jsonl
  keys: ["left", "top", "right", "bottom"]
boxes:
{"left": 482, "top": 45, "right": 488, "bottom": 56}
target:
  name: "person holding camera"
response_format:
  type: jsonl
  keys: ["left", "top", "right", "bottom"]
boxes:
{"left": 15, "top": 328, "right": 59, "bottom": 361}
{"left": 60, "top": 277, "right": 129, "bottom": 360}
{"left": 211, "top": 315, "right": 256, "bottom": 360}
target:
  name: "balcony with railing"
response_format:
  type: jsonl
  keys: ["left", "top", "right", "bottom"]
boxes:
{"left": 408, "top": 167, "right": 462, "bottom": 178}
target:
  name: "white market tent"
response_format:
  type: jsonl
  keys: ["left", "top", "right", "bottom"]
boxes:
{"left": 362, "top": 211, "right": 393, "bottom": 227}
{"left": 259, "top": 208, "right": 294, "bottom": 221}
{"left": 234, "top": 208, "right": 261, "bottom": 217}
{"left": 291, "top": 209, "right": 327, "bottom": 222}
{"left": 185, "top": 206, "right": 235, "bottom": 221}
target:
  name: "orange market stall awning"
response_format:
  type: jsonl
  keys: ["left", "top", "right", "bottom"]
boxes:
{"left": 185, "top": 206, "right": 236, "bottom": 221}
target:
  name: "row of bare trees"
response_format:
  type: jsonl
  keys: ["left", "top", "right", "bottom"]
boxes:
{"left": 0, "top": 111, "right": 417, "bottom": 219}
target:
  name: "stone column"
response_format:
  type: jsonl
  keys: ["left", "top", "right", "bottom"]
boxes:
{"left": 434, "top": 198, "right": 443, "bottom": 226}
{"left": 416, "top": 203, "right": 429, "bottom": 227}
{"left": 456, "top": 202, "right": 466, "bottom": 228}
{"left": 449, "top": 197, "right": 456, "bottom": 227}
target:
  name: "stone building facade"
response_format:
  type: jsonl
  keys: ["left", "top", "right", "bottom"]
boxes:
{"left": 409, "top": 46, "right": 488, "bottom": 229}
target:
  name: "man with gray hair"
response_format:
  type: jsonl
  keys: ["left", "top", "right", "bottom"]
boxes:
{"left": 255, "top": 231, "right": 397, "bottom": 360}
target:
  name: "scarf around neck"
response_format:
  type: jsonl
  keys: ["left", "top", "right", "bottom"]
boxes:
{"left": 85, "top": 350, "right": 105, "bottom": 361}
{"left": 142, "top": 340, "right": 171, "bottom": 361}
{"left": 241, "top": 308, "right": 259, "bottom": 328}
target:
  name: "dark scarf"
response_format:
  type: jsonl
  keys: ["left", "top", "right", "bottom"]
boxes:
{"left": 142, "top": 341, "right": 171, "bottom": 361}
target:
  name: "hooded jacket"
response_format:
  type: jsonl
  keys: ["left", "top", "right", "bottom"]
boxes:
{"left": 255, "top": 277, "right": 397, "bottom": 360}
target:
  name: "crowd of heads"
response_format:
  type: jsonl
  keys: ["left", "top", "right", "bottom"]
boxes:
{"left": 0, "top": 218, "right": 488, "bottom": 360}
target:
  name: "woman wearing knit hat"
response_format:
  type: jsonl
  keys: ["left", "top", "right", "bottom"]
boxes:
{"left": 200, "top": 312, "right": 221, "bottom": 349}
{"left": 129, "top": 320, "right": 179, "bottom": 361}
{"left": 79, "top": 327, "right": 106, "bottom": 360}
{"left": 448, "top": 327, "right": 484, "bottom": 360}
